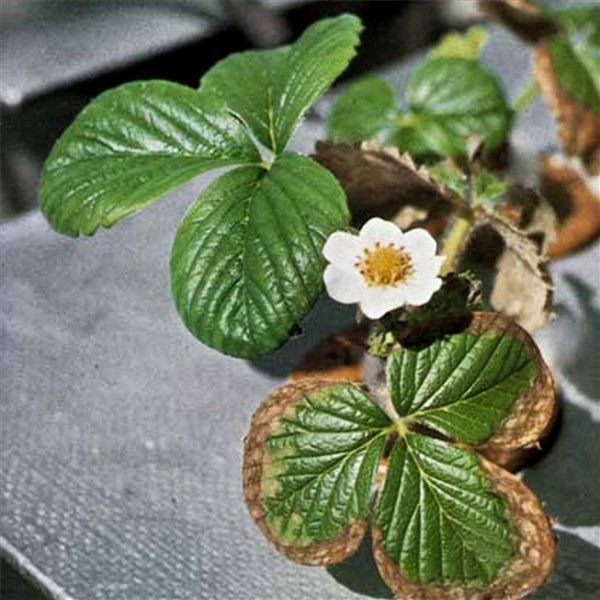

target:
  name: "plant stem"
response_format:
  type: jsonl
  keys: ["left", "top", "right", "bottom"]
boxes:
{"left": 440, "top": 210, "right": 472, "bottom": 275}
{"left": 513, "top": 80, "right": 539, "bottom": 114}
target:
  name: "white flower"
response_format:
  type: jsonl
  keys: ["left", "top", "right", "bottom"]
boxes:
{"left": 323, "top": 218, "right": 444, "bottom": 319}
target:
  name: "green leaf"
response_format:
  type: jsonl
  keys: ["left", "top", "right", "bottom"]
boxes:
{"left": 40, "top": 81, "right": 260, "bottom": 236}
{"left": 386, "top": 325, "right": 538, "bottom": 444}
{"left": 170, "top": 153, "right": 349, "bottom": 359}
{"left": 429, "top": 25, "right": 488, "bottom": 61}
{"left": 374, "top": 433, "right": 514, "bottom": 585}
{"left": 200, "top": 14, "right": 362, "bottom": 153}
{"left": 259, "top": 382, "right": 389, "bottom": 546}
{"left": 548, "top": 34, "right": 600, "bottom": 114}
{"left": 429, "top": 164, "right": 507, "bottom": 205}
{"left": 401, "top": 58, "right": 513, "bottom": 158}
{"left": 327, "top": 76, "right": 396, "bottom": 141}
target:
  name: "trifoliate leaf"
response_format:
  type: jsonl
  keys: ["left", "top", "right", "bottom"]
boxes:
{"left": 243, "top": 380, "right": 389, "bottom": 563}
{"left": 200, "top": 14, "right": 362, "bottom": 153}
{"left": 244, "top": 313, "right": 556, "bottom": 597}
{"left": 327, "top": 76, "right": 396, "bottom": 142}
{"left": 386, "top": 312, "right": 552, "bottom": 446}
{"left": 39, "top": 82, "right": 260, "bottom": 236}
{"left": 401, "top": 58, "right": 513, "bottom": 159}
{"left": 429, "top": 25, "right": 489, "bottom": 61}
{"left": 170, "top": 153, "right": 349, "bottom": 359}
{"left": 373, "top": 433, "right": 514, "bottom": 585}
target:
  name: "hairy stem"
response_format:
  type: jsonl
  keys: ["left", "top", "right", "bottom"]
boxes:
{"left": 440, "top": 210, "right": 473, "bottom": 275}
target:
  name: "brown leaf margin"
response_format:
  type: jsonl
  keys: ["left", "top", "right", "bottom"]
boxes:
{"left": 466, "top": 313, "right": 556, "bottom": 465}
{"left": 372, "top": 456, "right": 556, "bottom": 600}
{"left": 242, "top": 379, "right": 370, "bottom": 566}
{"left": 534, "top": 42, "right": 600, "bottom": 175}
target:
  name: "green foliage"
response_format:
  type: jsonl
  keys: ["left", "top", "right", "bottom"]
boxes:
{"left": 39, "top": 15, "right": 361, "bottom": 358}
{"left": 374, "top": 434, "right": 514, "bottom": 585}
{"left": 170, "top": 154, "right": 348, "bottom": 358}
{"left": 429, "top": 25, "right": 488, "bottom": 60}
{"left": 402, "top": 58, "right": 512, "bottom": 158}
{"left": 252, "top": 321, "right": 545, "bottom": 586}
{"left": 200, "top": 14, "right": 362, "bottom": 153}
{"left": 548, "top": 34, "right": 600, "bottom": 114}
{"left": 327, "top": 76, "right": 396, "bottom": 142}
{"left": 327, "top": 50, "right": 512, "bottom": 160}
{"left": 429, "top": 163, "right": 508, "bottom": 206}
{"left": 39, "top": 82, "right": 260, "bottom": 236}
{"left": 386, "top": 329, "right": 537, "bottom": 444}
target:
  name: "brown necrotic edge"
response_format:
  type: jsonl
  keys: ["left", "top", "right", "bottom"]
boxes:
{"left": 242, "top": 379, "right": 368, "bottom": 566}
{"left": 372, "top": 457, "right": 556, "bottom": 600}
{"left": 534, "top": 43, "right": 600, "bottom": 175}
{"left": 467, "top": 312, "right": 556, "bottom": 458}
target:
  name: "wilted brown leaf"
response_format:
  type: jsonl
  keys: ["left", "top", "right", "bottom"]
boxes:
{"left": 534, "top": 42, "right": 600, "bottom": 175}
{"left": 312, "top": 140, "right": 454, "bottom": 232}
{"left": 479, "top": 0, "right": 557, "bottom": 43}
{"left": 540, "top": 153, "right": 600, "bottom": 257}
{"left": 469, "top": 209, "right": 553, "bottom": 332}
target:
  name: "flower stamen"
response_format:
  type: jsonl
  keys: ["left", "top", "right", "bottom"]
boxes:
{"left": 355, "top": 243, "right": 413, "bottom": 287}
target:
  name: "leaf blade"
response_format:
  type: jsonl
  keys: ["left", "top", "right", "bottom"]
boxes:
{"left": 201, "top": 14, "right": 362, "bottom": 152}
{"left": 373, "top": 433, "right": 514, "bottom": 586}
{"left": 386, "top": 313, "right": 542, "bottom": 445}
{"left": 170, "top": 153, "right": 350, "bottom": 359}
{"left": 40, "top": 81, "right": 260, "bottom": 236}
{"left": 243, "top": 380, "right": 390, "bottom": 564}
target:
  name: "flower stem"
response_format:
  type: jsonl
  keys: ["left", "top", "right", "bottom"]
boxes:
{"left": 513, "top": 80, "right": 539, "bottom": 114}
{"left": 440, "top": 210, "right": 472, "bottom": 275}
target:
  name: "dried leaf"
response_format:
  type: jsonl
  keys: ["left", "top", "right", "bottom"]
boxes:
{"left": 534, "top": 41, "right": 600, "bottom": 174}
{"left": 479, "top": 0, "right": 557, "bottom": 43}
{"left": 312, "top": 140, "right": 454, "bottom": 231}
{"left": 540, "top": 153, "right": 600, "bottom": 257}
{"left": 471, "top": 209, "right": 553, "bottom": 332}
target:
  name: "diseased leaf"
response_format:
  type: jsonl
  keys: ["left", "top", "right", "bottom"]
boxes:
{"left": 373, "top": 451, "right": 556, "bottom": 598}
{"left": 534, "top": 36, "right": 600, "bottom": 173}
{"left": 479, "top": 0, "right": 557, "bottom": 43}
{"left": 170, "top": 153, "right": 349, "bottom": 359}
{"left": 40, "top": 82, "right": 260, "bottom": 236}
{"left": 313, "top": 141, "right": 453, "bottom": 228}
{"left": 243, "top": 380, "right": 389, "bottom": 564}
{"left": 475, "top": 211, "right": 554, "bottom": 332}
{"left": 399, "top": 58, "right": 513, "bottom": 158}
{"left": 200, "top": 14, "right": 362, "bottom": 153}
{"left": 327, "top": 76, "right": 396, "bottom": 142}
{"left": 374, "top": 433, "right": 514, "bottom": 586}
{"left": 429, "top": 25, "right": 488, "bottom": 61}
{"left": 386, "top": 312, "right": 549, "bottom": 445}
{"left": 540, "top": 154, "right": 600, "bottom": 258}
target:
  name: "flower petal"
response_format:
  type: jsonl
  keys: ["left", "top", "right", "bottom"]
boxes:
{"left": 402, "top": 228, "right": 438, "bottom": 258}
{"left": 323, "top": 231, "right": 362, "bottom": 268}
{"left": 358, "top": 217, "right": 404, "bottom": 248}
{"left": 411, "top": 255, "right": 445, "bottom": 277}
{"left": 323, "top": 265, "right": 366, "bottom": 304}
{"left": 405, "top": 276, "right": 443, "bottom": 306}
{"left": 359, "top": 286, "right": 407, "bottom": 319}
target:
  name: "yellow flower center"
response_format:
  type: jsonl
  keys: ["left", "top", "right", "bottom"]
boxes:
{"left": 356, "top": 242, "right": 413, "bottom": 287}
